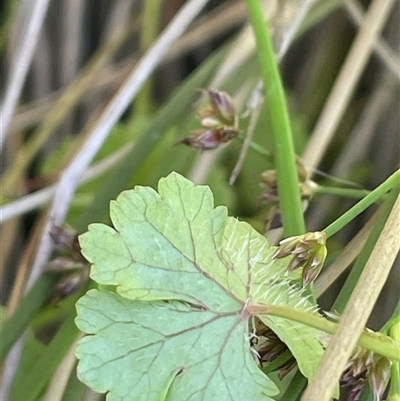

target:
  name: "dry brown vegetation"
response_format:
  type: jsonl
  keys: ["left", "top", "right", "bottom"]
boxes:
{"left": 1, "top": 1, "right": 399, "bottom": 400}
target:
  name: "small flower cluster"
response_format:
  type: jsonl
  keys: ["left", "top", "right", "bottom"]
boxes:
{"left": 178, "top": 89, "right": 239, "bottom": 150}
{"left": 252, "top": 319, "right": 297, "bottom": 379}
{"left": 341, "top": 336, "right": 392, "bottom": 401}
{"left": 323, "top": 312, "right": 394, "bottom": 401}
{"left": 260, "top": 159, "right": 315, "bottom": 232}
{"left": 260, "top": 159, "right": 314, "bottom": 203}
{"left": 273, "top": 231, "right": 327, "bottom": 286}
{"left": 47, "top": 225, "right": 89, "bottom": 301}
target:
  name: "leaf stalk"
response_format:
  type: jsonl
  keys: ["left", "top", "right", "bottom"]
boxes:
{"left": 247, "top": 303, "right": 400, "bottom": 362}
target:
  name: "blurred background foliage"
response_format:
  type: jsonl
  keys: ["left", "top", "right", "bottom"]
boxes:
{"left": 0, "top": 0, "right": 399, "bottom": 400}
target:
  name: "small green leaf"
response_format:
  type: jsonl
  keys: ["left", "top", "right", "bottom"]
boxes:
{"left": 76, "top": 172, "right": 325, "bottom": 400}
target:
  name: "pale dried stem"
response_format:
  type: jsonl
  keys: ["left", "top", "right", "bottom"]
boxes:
{"left": 5, "top": 1, "right": 245, "bottom": 175}
{"left": 0, "top": 144, "right": 132, "bottom": 223}
{"left": 229, "top": 87, "right": 263, "bottom": 185}
{"left": 83, "top": 389, "right": 103, "bottom": 401}
{"left": 345, "top": 0, "right": 400, "bottom": 81}
{"left": 307, "top": 71, "right": 397, "bottom": 229}
{"left": 1, "top": 0, "right": 246, "bottom": 319}
{"left": 1, "top": 341, "right": 25, "bottom": 401}
{"left": 277, "top": 0, "right": 314, "bottom": 60}
{"left": 2, "top": 14, "right": 139, "bottom": 194}
{"left": 0, "top": 131, "right": 23, "bottom": 273}
{"left": 6, "top": 215, "right": 46, "bottom": 315}
{"left": 168, "top": 0, "right": 246, "bottom": 62}
{"left": 9, "top": 1, "right": 245, "bottom": 135}
{"left": 0, "top": 0, "right": 50, "bottom": 149}
{"left": 42, "top": 335, "right": 83, "bottom": 401}
{"left": 333, "top": 76, "right": 397, "bottom": 176}
{"left": 302, "top": 0, "right": 396, "bottom": 171}
{"left": 302, "top": 193, "right": 400, "bottom": 401}
{"left": 102, "top": 0, "right": 135, "bottom": 41}
{"left": 59, "top": 0, "right": 85, "bottom": 87}
{"left": 10, "top": 60, "right": 134, "bottom": 133}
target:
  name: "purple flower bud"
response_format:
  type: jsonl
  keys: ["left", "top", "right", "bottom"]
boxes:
{"left": 206, "top": 89, "right": 236, "bottom": 126}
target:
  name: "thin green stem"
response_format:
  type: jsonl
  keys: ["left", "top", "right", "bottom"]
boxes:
{"left": 247, "top": 304, "right": 400, "bottom": 361}
{"left": 315, "top": 185, "right": 370, "bottom": 199}
{"left": 234, "top": 136, "right": 372, "bottom": 254}
{"left": 246, "top": 0, "right": 305, "bottom": 236}
{"left": 261, "top": 350, "right": 293, "bottom": 374}
{"left": 0, "top": 2, "right": 15, "bottom": 56}
{"left": 135, "top": 0, "right": 163, "bottom": 115}
{"left": 237, "top": 134, "right": 272, "bottom": 160}
{"left": 279, "top": 370, "right": 307, "bottom": 401}
{"left": 389, "top": 319, "right": 400, "bottom": 398}
{"left": 324, "top": 170, "right": 400, "bottom": 238}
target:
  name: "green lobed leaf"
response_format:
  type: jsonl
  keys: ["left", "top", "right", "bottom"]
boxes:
{"left": 76, "top": 172, "right": 325, "bottom": 400}
{"left": 76, "top": 290, "right": 277, "bottom": 401}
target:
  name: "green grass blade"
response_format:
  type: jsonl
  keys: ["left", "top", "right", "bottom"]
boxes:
{"left": 9, "top": 311, "right": 79, "bottom": 401}
{"left": 246, "top": 0, "right": 305, "bottom": 236}
{"left": 1, "top": 274, "right": 57, "bottom": 361}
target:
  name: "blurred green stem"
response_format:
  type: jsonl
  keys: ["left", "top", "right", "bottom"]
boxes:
{"left": 135, "top": 0, "right": 163, "bottom": 115}
{"left": 246, "top": 0, "right": 305, "bottom": 236}
{"left": 389, "top": 317, "right": 400, "bottom": 398}
{"left": 315, "top": 185, "right": 370, "bottom": 199}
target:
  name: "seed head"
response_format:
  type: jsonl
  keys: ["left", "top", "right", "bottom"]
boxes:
{"left": 273, "top": 231, "right": 327, "bottom": 286}
{"left": 178, "top": 89, "right": 239, "bottom": 150}
{"left": 341, "top": 332, "right": 394, "bottom": 401}
{"left": 179, "top": 127, "right": 238, "bottom": 150}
